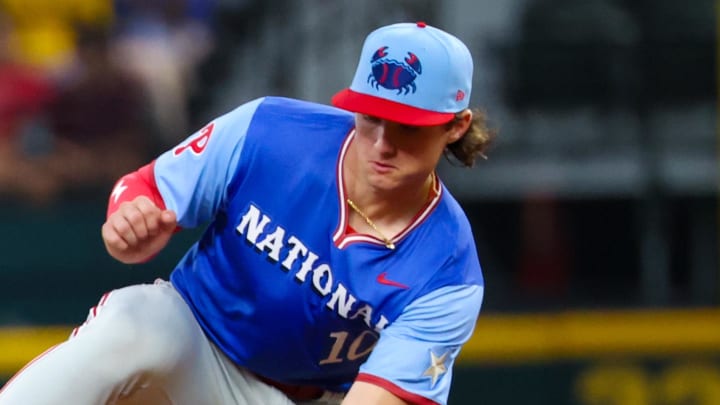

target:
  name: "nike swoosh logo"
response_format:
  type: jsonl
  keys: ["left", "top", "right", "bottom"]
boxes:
{"left": 377, "top": 272, "right": 409, "bottom": 289}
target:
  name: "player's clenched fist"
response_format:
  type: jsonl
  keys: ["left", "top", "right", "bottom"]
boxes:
{"left": 102, "top": 196, "right": 178, "bottom": 264}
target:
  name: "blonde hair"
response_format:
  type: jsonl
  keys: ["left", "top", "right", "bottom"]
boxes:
{"left": 445, "top": 109, "right": 497, "bottom": 167}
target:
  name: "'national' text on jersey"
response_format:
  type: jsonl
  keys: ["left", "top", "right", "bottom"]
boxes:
{"left": 236, "top": 204, "right": 390, "bottom": 332}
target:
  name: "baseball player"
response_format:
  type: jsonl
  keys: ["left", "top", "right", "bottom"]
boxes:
{"left": 0, "top": 22, "right": 494, "bottom": 405}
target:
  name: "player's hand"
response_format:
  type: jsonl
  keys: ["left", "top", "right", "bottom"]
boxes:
{"left": 101, "top": 196, "right": 178, "bottom": 264}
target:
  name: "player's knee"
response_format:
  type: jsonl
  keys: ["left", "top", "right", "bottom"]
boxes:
{"left": 78, "top": 283, "right": 197, "bottom": 366}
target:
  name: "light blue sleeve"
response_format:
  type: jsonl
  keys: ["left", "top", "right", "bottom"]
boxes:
{"left": 154, "top": 98, "right": 265, "bottom": 228}
{"left": 358, "top": 284, "right": 484, "bottom": 405}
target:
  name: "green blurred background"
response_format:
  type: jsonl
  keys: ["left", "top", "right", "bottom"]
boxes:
{"left": 0, "top": 0, "right": 718, "bottom": 404}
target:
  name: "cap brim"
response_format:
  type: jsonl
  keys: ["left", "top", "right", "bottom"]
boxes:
{"left": 331, "top": 89, "right": 455, "bottom": 126}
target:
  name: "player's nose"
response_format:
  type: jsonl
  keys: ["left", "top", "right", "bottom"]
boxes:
{"left": 372, "top": 122, "right": 397, "bottom": 155}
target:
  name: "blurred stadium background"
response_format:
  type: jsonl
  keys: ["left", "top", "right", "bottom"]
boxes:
{"left": 0, "top": 0, "right": 718, "bottom": 404}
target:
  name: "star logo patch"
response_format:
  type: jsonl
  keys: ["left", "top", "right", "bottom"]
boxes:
{"left": 423, "top": 350, "right": 448, "bottom": 388}
{"left": 111, "top": 179, "right": 128, "bottom": 204}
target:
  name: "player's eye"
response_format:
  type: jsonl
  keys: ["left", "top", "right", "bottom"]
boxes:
{"left": 362, "top": 114, "right": 382, "bottom": 124}
{"left": 399, "top": 124, "right": 420, "bottom": 132}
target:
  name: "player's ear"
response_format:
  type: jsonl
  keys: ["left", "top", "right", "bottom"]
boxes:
{"left": 446, "top": 109, "right": 472, "bottom": 144}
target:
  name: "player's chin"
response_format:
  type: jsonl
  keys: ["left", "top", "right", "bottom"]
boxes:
{"left": 366, "top": 172, "right": 398, "bottom": 189}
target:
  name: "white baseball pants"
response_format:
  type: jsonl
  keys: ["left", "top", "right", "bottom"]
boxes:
{"left": 0, "top": 280, "right": 334, "bottom": 405}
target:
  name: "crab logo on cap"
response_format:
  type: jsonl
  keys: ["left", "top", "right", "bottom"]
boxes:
{"left": 366, "top": 46, "right": 422, "bottom": 95}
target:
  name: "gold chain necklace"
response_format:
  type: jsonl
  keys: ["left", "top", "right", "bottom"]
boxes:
{"left": 346, "top": 198, "right": 396, "bottom": 250}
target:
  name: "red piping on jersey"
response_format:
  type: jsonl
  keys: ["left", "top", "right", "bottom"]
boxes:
{"left": 331, "top": 129, "right": 356, "bottom": 245}
{"left": 355, "top": 373, "right": 440, "bottom": 405}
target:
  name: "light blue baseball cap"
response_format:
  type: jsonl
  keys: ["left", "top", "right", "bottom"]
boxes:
{"left": 332, "top": 22, "right": 473, "bottom": 126}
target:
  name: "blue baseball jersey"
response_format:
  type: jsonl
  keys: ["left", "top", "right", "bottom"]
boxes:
{"left": 153, "top": 97, "right": 484, "bottom": 404}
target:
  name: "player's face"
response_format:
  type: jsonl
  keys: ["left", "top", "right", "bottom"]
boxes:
{"left": 352, "top": 113, "right": 468, "bottom": 191}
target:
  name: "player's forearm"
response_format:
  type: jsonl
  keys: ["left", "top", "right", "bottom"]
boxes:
{"left": 106, "top": 161, "right": 166, "bottom": 217}
{"left": 102, "top": 195, "right": 178, "bottom": 264}
{"left": 103, "top": 162, "right": 178, "bottom": 264}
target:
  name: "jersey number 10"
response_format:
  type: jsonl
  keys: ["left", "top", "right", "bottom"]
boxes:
{"left": 319, "top": 330, "right": 379, "bottom": 365}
